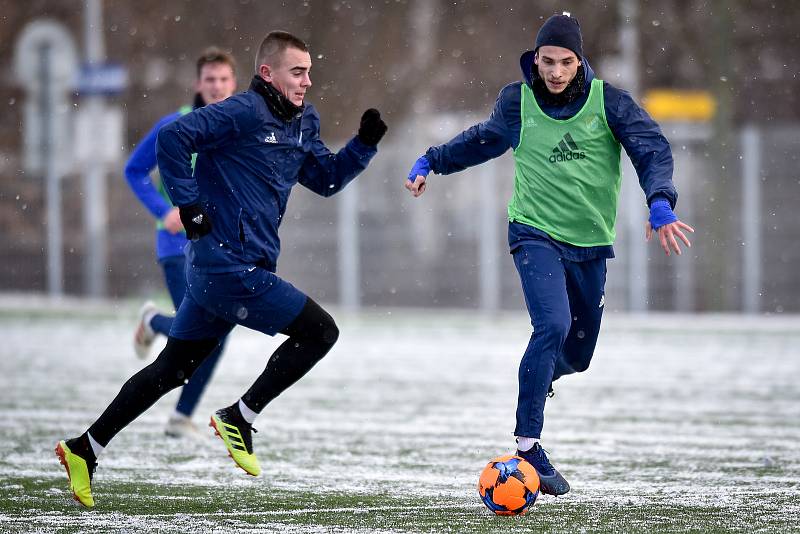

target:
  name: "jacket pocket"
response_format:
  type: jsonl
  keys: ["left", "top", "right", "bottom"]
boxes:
{"left": 238, "top": 208, "right": 263, "bottom": 262}
{"left": 238, "top": 212, "right": 246, "bottom": 244}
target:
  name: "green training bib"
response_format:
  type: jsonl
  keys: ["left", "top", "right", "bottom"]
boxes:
{"left": 508, "top": 78, "right": 622, "bottom": 246}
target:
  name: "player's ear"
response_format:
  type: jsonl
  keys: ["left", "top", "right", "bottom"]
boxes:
{"left": 533, "top": 52, "right": 538, "bottom": 65}
{"left": 259, "top": 64, "right": 272, "bottom": 82}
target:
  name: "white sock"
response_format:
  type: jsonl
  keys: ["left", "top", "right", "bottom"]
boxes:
{"left": 238, "top": 399, "right": 258, "bottom": 424}
{"left": 516, "top": 436, "right": 540, "bottom": 452}
{"left": 87, "top": 432, "right": 105, "bottom": 457}
{"left": 142, "top": 309, "right": 158, "bottom": 337}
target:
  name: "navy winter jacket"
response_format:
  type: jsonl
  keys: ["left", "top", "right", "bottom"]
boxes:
{"left": 425, "top": 56, "right": 677, "bottom": 209}
{"left": 157, "top": 80, "right": 377, "bottom": 273}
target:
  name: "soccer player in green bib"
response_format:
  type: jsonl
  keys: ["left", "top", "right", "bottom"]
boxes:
{"left": 405, "top": 12, "right": 694, "bottom": 495}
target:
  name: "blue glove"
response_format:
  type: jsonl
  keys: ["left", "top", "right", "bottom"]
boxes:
{"left": 648, "top": 199, "right": 678, "bottom": 231}
{"left": 407, "top": 155, "right": 431, "bottom": 182}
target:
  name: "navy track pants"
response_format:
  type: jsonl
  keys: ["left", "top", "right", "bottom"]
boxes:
{"left": 512, "top": 243, "right": 606, "bottom": 438}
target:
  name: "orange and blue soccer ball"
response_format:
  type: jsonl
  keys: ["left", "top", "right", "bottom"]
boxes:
{"left": 478, "top": 454, "right": 540, "bottom": 515}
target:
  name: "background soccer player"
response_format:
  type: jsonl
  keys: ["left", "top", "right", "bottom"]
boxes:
{"left": 124, "top": 47, "right": 237, "bottom": 439}
{"left": 405, "top": 12, "right": 694, "bottom": 495}
{"left": 56, "top": 31, "right": 387, "bottom": 507}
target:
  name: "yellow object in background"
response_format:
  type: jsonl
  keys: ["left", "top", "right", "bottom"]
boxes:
{"left": 643, "top": 90, "right": 716, "bottom": 122}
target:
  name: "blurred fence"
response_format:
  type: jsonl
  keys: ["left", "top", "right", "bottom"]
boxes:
{"left": 1, "top": 116, "right": 798, "bottom": 313}
{"left": 279, "top": 120, "right": 799, "bottom": 314}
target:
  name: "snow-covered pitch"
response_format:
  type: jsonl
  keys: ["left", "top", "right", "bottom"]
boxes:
{"left": 1, "top": 301, "right": 798, "bottom": 532}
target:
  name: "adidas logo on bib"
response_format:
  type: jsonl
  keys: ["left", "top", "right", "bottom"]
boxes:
{"left": 549, "top": 132, "right": 586, "bottom": 163}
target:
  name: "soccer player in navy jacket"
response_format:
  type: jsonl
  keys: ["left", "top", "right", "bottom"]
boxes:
{"left": 124, "top": 47, "right": 236, "bottom": 439}
{"left": 56, "top": 31, "right": 387, "bottom": 507}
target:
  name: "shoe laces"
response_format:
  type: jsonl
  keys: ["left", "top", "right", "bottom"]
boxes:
{"left": 218, "top": 407, "right": 257, "bottom": 451}
{"left": 528, "top": 444, "right": 555, "bottom": 476}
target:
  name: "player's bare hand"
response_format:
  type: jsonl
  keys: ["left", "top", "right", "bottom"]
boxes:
{"left": 646, "top": 220, "right": 694, "bottom": 256}
{"left": 405, "top": 175, "right": 427, "bottom": 197}
{"left": 163, "top": 207, "right": 184, "bottom": 234}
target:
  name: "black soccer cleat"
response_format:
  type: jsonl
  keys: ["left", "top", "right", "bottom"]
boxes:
{"left": 516, "top": 443, "right": 570, "bottom": 496}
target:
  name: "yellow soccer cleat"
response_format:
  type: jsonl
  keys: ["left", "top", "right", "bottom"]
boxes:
{"left": 55, "top": 440, "right": 96, "bottom": 508}
{"left": 210, "top": 407, "right": 261, "bottom": 476}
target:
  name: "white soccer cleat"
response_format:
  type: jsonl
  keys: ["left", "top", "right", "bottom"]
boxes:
{"left": 165, "top": 413, "right": 207, "bottom": 440}
{"left": 133, "top": 301, "right": 159, "bottom": 359}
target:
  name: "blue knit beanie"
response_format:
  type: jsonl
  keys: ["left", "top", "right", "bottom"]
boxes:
{"left": 535, "top": 12, "right": 583, "bottom": 58}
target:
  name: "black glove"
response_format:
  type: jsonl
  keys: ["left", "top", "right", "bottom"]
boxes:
{"left": 179, "top": 203, "right": 213, "bottom": 242}
{"left": 357, "top": 108, "right": 388, "bottom": 146}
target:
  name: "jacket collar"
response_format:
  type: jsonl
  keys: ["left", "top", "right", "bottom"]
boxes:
{"left": 519, "top": 50, "right": 595, "bottom": 106}
{"left": 532, "top": 64, "right": 586, "bottom": 106}
{"left": 249, "top": 75, "right": 304, "bottom": 122}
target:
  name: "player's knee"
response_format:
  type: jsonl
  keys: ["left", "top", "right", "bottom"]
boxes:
{"left": 563, "top": 329, "right": 599, "bottom": 374}
{"left": 305, "top": 309, "right": 338, "bottom": 365}
{"left": 561, "top": 340, "right": 595, "bottom": 374}
{"left": 572, "top": 355, "right": 592, "bottom": 373}
{"left": 320, "top": 315, "right": 339, "bottom": 347}
{"left": 537, "top": 313, "right": 571, "bottom": 344}
{"left": 290, "top": 298, "right": 339, "bottom": 348}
